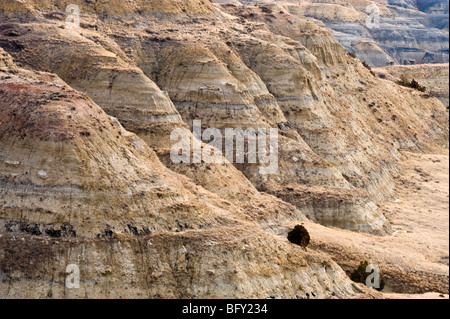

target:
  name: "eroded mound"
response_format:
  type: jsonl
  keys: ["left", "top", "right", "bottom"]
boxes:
{"left": 0, "top": 0, "right": 448, "bottom": 298}
{"left": 0, "top": 54, "right": 376, "bottom": 299}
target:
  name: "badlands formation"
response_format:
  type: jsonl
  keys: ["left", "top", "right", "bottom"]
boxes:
{"left": 0, "top": 0, "right": 448, "bottom": 298}
{"left": 228, "top": 0, "right": 449, "bottom": 67}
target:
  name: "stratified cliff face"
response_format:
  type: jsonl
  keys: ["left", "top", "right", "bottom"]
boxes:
{"left": 0, "top": 2, "right": 390, "bottom": 233}
{"left": 233, "top": 0, "right": 449, "bottom": 67}
{"left": 0, "top": 48, "right": 374, "bottom": 299}
{"left": 0, "top": 0, "right": 448, "bottom": 298}
{"left": 1, "top": 0, "right": 448, "bottom": 232}
{"left": 211, "top": 4, "right": 448, "bottom": 212}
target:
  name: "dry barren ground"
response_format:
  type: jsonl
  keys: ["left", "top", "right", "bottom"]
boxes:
{"left": 286, "top": 152, "right": 449, "bottom": 297}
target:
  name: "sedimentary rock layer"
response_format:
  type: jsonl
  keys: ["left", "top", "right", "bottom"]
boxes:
{"left": 1, "top": 51, "right": 375, "bottom": 298}
{"left": 230, "top": 0, "right": 449, "bottom": 67}
{"left": 0, "top": 0, "right": 448, "bottom": 299}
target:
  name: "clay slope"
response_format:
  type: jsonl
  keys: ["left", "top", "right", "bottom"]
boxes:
{"left": 0, "top": 9, "right": 386, "bottom": 232}
{"left": 1, "top": 0, "right": 448, "bottom": 234}
{"left": 0, "top": 20, "right": 303, "bottom": 226}
{"left": 231, "top": 0, "right": 449, "bottom": 67}
{"left": 0, "top": 50, "right": 375, "bottom": 299}
{"left": 202, "top": 4, "right": 448, "bottom": 216}
{"left": 0, "top": 0, "right": 448, "bottom": 298}
{"left": 0, "top": 0, "right": 216, "bottom": 17}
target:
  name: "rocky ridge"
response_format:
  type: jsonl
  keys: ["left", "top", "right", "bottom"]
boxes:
{"left": 0, "top": 0, "right": 448, "bottom": 298}
{"left": 1, "top": 47, "right": 374, "bottom": 298}
{"left": 229, "top": 0, "right": 449, "bottom": 67}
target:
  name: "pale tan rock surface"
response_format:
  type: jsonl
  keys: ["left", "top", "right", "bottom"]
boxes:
{"left": 0, "top": 3, "right": 395, "bottom": 233}
{"left": 234, "top": 0, "right": 449, "bottom": 66}
{"left": 0, "top": 0, "right": 448, "bottom": 298}
{"left": 0, "top": 51, "right": 371, "bottom": 299}
{"left": 298, "top": 153, "right": 449, "bottom": 294}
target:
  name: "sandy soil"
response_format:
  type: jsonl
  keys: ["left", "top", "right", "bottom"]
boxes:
{"left": 287, "top": 152, "right": 449, "bottom": 297}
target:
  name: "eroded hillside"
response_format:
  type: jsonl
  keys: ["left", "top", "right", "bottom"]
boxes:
{"left": 223, "top": 0, "right": 449, "bottom": 67}
{"left": 0, "top": 0, "right": 448, "bottom": 298}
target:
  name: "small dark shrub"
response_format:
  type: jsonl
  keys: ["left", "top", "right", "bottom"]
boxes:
{"left": 397, "top": 75, "right": 426, "bottom": 92}
{"left": 347, "top": 52, "right": 357, "bottom": 58}
{"left": 409, "top": 79, "right": 426, "bottom": 92}
{"left": 361, "top": 61, "right": 376, "bottom": 76}
{"left": 362, "top": 61, "right": 371, "bottom": 70}
{"left": 288, "top": 224, "right": 310, "bottom": 249}
{"left": 260, "top": 6, "right": 273, "bottom": 13}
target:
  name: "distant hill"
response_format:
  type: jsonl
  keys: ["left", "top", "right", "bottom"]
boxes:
{"left": 226, "top": 0, "right": 449, "bottom": 67}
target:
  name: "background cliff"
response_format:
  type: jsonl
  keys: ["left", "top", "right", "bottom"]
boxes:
{"left": 223, "top": 0, "right": 449, "bottom": 67}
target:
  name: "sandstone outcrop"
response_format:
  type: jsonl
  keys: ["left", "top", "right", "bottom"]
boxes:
{"left": 231, "top": 0, "right": 449, "bottom": 67}
{"left": 0, "top": 0, "right": 448, "bottom": 298}
{"left": 0, "top": 50, "right": 375, "bottom": 298}
{"left": 0, "top": 4, "right": 392, "bottom": 233}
